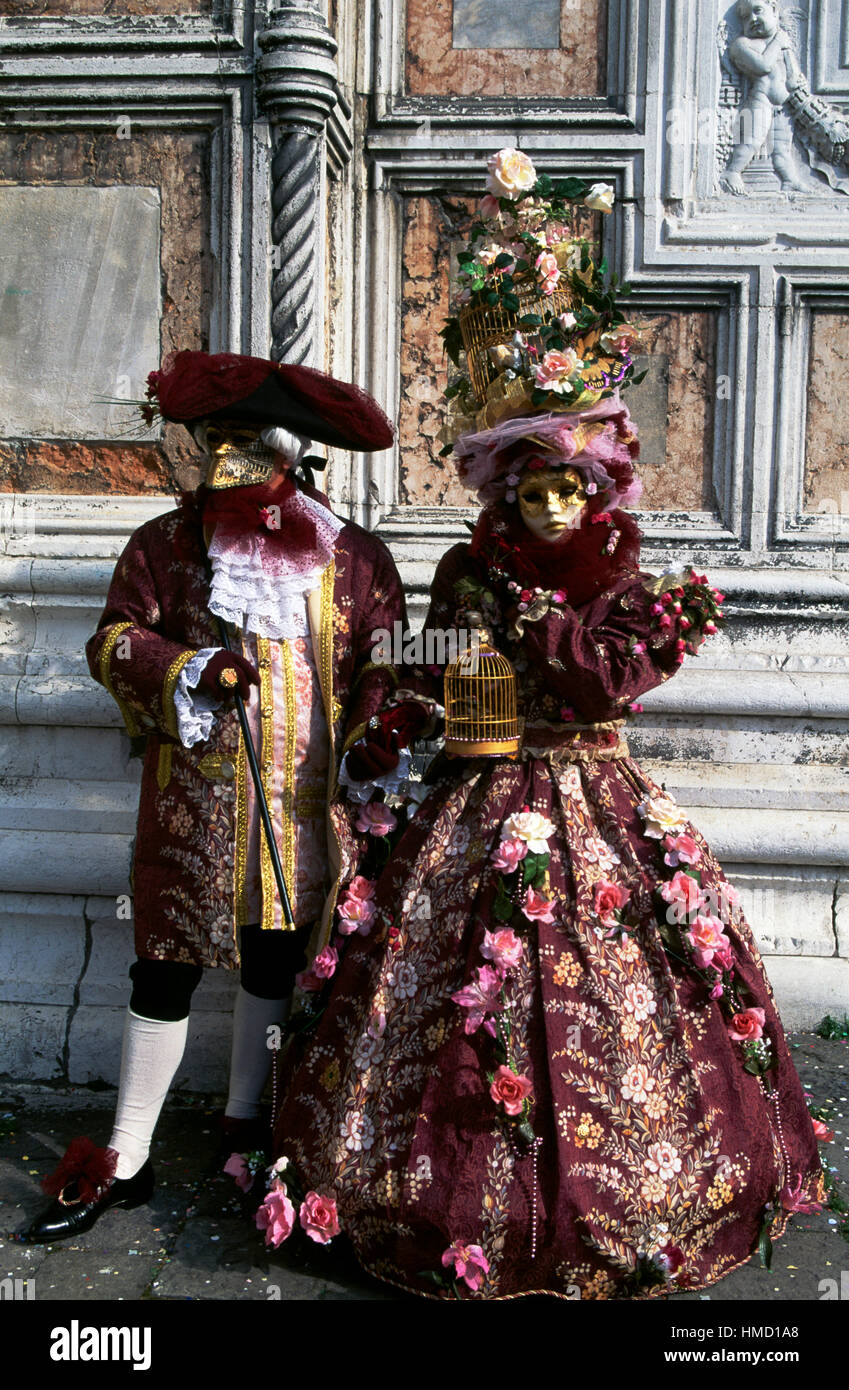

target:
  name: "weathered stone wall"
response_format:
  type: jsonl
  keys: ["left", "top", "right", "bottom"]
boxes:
{"left": 0, "top": 129, "right": 211, "bottom": 495}
{"left": 406, "top": 0, "right": 606, "bottom": 97}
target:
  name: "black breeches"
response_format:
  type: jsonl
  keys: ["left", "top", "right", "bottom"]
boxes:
{"left": 128, "top": 922, "right": 312, "bottom": 1021}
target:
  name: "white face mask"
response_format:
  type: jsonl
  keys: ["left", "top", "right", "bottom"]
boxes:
{"left": 517, "top": 467, "right": 588, "bottom": 542}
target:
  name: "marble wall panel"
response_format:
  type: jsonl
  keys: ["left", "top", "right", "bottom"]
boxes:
{"left": 804, "top": 310, "right": 849, "bottom": 516}
{"left": 0, "top": 187, "right": 161, "bottom": 441}
{"left": 630, "top": 311, "right": 718, "bottom": 512}
{"left": 0, "top": 0, "right": 210, "bottom": 14}
{"left": 0, "top": 129, "right": 211, "bottom": 495}
{"left": 406, "top": 0, "right": 606, "bottom": 98}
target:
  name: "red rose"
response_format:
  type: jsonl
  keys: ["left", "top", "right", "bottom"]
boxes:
{"left": 489, "top": 1065, "right": 533, "bottom": 1117}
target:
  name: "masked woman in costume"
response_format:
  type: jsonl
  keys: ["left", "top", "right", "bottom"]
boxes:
{"left": 252, "top": 151, "right": 825, "bottom": 1298}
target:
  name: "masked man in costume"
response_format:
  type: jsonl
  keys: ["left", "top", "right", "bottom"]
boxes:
{"left": 20, "top": 351, "right": 423, "bottom": 1243}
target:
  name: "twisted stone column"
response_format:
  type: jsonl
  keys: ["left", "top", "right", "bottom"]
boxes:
{"left": 257, "top": 3, "right": 339, "bottom": 365}
{"left": 269, "top": 131, "right": 321, "bottom": 364}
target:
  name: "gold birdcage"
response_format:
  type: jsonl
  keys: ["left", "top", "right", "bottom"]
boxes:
{"left": 458, "top": 242, "right": 580, "bottom": 405}
{"left": 444, "top": 631, "right": 520, "bottom": 758}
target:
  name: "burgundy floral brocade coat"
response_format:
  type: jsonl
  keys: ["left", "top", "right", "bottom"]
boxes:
{"left": 86, "top": 505, "right": 405, "bottom": 968}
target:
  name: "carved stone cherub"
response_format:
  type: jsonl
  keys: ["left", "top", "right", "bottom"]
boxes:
{"left": 720, "top": 0, "right": 806, "bottom": 194}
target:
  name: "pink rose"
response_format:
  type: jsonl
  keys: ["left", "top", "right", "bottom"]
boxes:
{"left": 223, "top": 1152, "right": 253, "bottom": 1192}
{"left": 355, "top": 802, "right": 398, "bottom": 836}
{"left": 336, "top": 895, "right": 377, "bottom": 936}
{"left": 727, "top": 1007, "right": 765, "bottom": 1042}
{"left": 663, "top": 833, "right": 702, "bottom": 868}
{"left": 451, "top": 965, "right": 504, "bottom": 1036}
{"left": 478, "top": 193, "right": 501, "bottom": 218}
{"left": 490, "top": 1064, "right": 533, "bottom": 1117}
{"left": 299, "top": 1190, "right": 341, "bottom": 1245}
{"left": 295, "top": 967, "right": 322, "bottom": 992}
{"left": 346, "top": 875, "right": 376, "bottom": 901}
{"left": 685, "top": 915, "right": 731, "bottom": 969}
{"left": 535, "top": 250, "right": 560, "bottom": 294}
{"left": 255, "top": 1185, "right": 296, "bottom": 1247}
{"left": 442, "top": 1242, "right": 490, "bottom": 1292}
{"left": 534, "top": 348, "right": 582, "bottom": 394}
{"left": 313, "top": 945, "right": 338, "bottom": 979}
{"left": 491, "top": 836, "right": 528, "bottom": 872}
{"left": 521, "top": 886, "right": 557, "bottom": 923}
{"left": 592, "top": 879, "right": 631, "bottom": 927}
{"left": 659, "top": 870, "right": 705, "bottom": 916}
{"left": 713, "top": 942, "right": 734, "bottom": 972}
{"left": 480, "top": 928, "right": 524, "bottom": 975}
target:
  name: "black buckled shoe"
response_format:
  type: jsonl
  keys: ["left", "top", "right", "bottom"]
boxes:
{"left": 17, "top": 1159, "right": 155, "bottom": 1244}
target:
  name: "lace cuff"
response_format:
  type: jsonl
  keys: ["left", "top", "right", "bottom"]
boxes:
{"left": 174, "top": 647, "right": 222, "bottom": 749}
{"left": 337, "top": 745, "right": 413, "bottom": 804}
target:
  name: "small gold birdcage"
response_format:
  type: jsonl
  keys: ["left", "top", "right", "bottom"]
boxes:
{"left": 458, "top": 242, "right": 580, "bottom": 405}
{"left": 444, "top": 631, "right": 520, "bottom": 758}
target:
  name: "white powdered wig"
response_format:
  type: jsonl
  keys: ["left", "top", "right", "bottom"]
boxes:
{"left": 260, "top": 426, "right": 310, "bottom": 465}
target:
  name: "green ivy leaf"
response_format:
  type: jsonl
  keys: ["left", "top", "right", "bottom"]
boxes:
{"left": 519, "top": 313, "right": 542, "bottom": 327}
{"left": 560, "top": 177, "right": 588, "bottom": 200}
{"left": 494, "top": 252, "right": 514, "bottom": 269}
{"left": 502, "top": 293, "right": 520, "bottom": 312}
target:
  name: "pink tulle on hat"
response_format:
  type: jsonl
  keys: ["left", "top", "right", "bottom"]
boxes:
{"left": 454, "top": 391, "right": 641, "bottom": 509}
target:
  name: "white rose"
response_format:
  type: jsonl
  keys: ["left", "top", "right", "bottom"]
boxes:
{"left": 502, "top": 810, "right": 556, "bottom": 853}
{"left": 638, "top": 794, "right": 685, "bottom": 839}
{"left": 486, "top": 148, "right": 537, "bottom": 200}
{"left": 584, "top": 182, "right": 615, "bottom": 213}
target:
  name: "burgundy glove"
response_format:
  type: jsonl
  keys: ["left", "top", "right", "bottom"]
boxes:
{"left": 197, "top": 650, "right": 260, "bottom": 702}
{"left": 345, "top": 700, "right": 429, "bottom": 781}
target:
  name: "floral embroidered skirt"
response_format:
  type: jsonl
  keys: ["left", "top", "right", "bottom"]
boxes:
{"left": 271, "top": 740, "right": 824, "bottom": 1299}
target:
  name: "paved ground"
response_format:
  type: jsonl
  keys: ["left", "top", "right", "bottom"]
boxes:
{"left": 1, "top": 1031, "right": 847, "bottom": 1304}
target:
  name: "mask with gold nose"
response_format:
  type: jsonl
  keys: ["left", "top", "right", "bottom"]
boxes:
{"left": 516, "top": 466, "right": 588, "bottom": 541}
{"left": 194, "top": 419, "right": 279, "bottom": 490}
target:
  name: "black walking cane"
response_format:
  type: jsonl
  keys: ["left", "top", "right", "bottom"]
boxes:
{"left": 216, "top": 617, "right": 296, "bottom": 929}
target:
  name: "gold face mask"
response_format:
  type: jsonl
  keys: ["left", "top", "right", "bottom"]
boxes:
{"left": 517, "top": 467, "right": 588, "bottom": 542}
{"left": 198, "top": 421, "right": 278, "bottom": 490}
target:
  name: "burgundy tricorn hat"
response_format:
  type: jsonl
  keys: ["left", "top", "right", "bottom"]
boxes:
{"left": 145, "top": 351, "right": 395, "bottom": 452}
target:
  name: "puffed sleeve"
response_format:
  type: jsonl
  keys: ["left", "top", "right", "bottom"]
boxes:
{"left": 515, "top": 576, "right": 683, "bottom": 721}
{"left": 85, "top": 523, "right": 207, "bottom": 741}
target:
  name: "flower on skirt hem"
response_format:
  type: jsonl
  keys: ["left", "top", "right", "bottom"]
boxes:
{"left": 441, "top": 1242, "right": 490, "bottom": 1292}
{"left": 256, "top": 1184, "right": 296, "bottom": 1247}
{"left": 299, "top": 1191, "right": 340, "bottom": 1244}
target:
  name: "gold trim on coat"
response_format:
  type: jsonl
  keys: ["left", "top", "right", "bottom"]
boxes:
{"left": 156, "top": 743, "right": 173, "bottom": 790}
{"left": 99, "top": 621, "right": 142, "bottom": 738}
{"left": 280, "top": 640, "right": 297, "bottom": 900}
{"left": 163, "top": 649, "right": 196, "bottom": 739}
{"left": 257, "top": 635, "right": 277, "bottom": 933}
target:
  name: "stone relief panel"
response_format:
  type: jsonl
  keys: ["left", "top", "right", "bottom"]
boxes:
{"left": 406, "top": 0, "right": 606, "bottom": 98}
{"left": 0, "top": 129, "right": 211, "bottom": 495}
{"left": 716, "top": 1, "right": 849, "bottom": 196}
{"left": 804, "top": 309, "right": 849, "bottom": 513}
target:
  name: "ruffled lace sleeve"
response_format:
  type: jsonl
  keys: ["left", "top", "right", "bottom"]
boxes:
{"left": 173, "top": 646, "right": 223, "bottom": 748}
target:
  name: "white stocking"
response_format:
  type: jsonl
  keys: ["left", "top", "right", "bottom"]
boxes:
{"left": 225, "top": 987, "right": 289, "bottom": 1120}
{"left": 108, "top": 1008, "right": 189, "bottom": 1180}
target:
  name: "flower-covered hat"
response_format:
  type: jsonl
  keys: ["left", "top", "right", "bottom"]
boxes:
{"left": 442, "top": 148, "right": 644, "bottom": 506}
